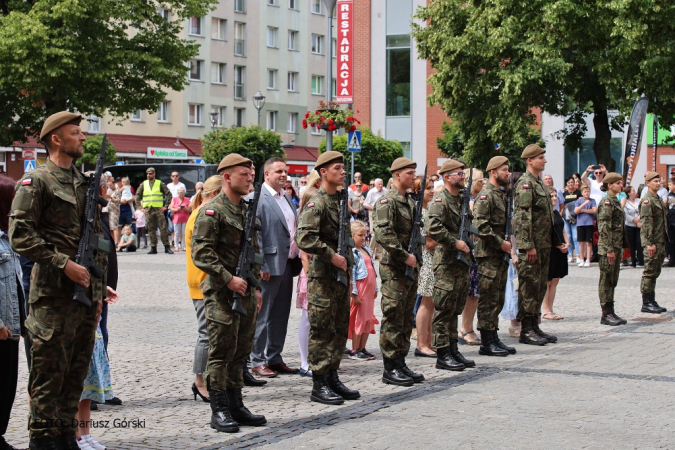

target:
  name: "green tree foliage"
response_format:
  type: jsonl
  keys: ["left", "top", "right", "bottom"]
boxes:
{"left": 200, "top": 126, "right": 285, "bottom": 170}
{"left": 319, "top": 127, "right": 404, "bottom": 183}
{"left": 77, "top": 134, "right": 117, "bottom": 166}
{"left": 412, "top": 0, "right": 675, "bottom": 172}
{"left": 0, "top": 0, "right": 216, "bottom": 146}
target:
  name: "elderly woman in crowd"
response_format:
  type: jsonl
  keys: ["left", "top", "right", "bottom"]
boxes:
{"left": 170, "top": 187, "right": 192, "bottom": 251}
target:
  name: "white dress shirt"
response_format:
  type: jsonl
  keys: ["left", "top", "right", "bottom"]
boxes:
{"left": 364, "top": 187, "right": 388, "bottom": 208}
{"left": 264, "top": 182, "right": 298, "bottom": 259}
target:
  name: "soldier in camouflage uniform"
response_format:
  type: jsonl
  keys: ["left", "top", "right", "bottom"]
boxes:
{"left": 9, "top": 112, "right": 109, "bottom": 450}
{"left": 473, "top": 156, "right": 516, "bottom": 356}
{"left": 425, "top": 159, "right": 476, "bottom": 371}
{"left": 191, "top": 154, "right": 266, "bottom": 433}
{"left": 513, "top": 145, "right": 563, "bottom": 346}
{"left": 295, "top": 151, "right": 359, "bottom": 405}
{"left": 373, "top": 157, "right": 424, "bottom": 386}
{"left": 135, "top": 167, "right": 173, "bottom": 254}
{"left": 639, "top": 172, "right": 669, "bottom": 314}
{"left": 597, "top": 172, "right": 628, "bottom": 326}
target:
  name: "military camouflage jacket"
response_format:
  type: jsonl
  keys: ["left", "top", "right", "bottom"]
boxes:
{"left": 473, "top": 182, "right": 507, "bottom": 258}
{"left": 597, "top": 193, "right": 625, "bottom": 254}
{"left": 640, "top": 191, "right": 668, "bottom": 245}
{"left": 9, "top": 159, "right": 106, "bottom": 303}
{"left": 373, "top": 187, "right": 420, "bottom": 270}
{"left": 425, "top": 187, "right": 469, "bottom": 271}
{"left": 295, "top": 187, "right": 354, "bottom": 279}
{"left": 513, "top": 171, "right": 561, "bottom": 250}
{"left": 191, "top": 192, "right": 261, "bottom": 296}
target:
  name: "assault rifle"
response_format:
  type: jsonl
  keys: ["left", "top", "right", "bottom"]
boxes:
{"left": 336, "top": 175, "right": 353, "bottom": 287}
{"left": 73, "top": 135, "right": 111, "bottom": 307}
{"left": 405, "top": 165, "right": 427, "bottom": 281}
{"left": 503, "top": 174, "right": 514, "bottom": 262}
{"left": 456, "top": 167, "right": 475, "bottom": 266}
{"left": 232, "top": 169, "right": 265, "bottom": 316}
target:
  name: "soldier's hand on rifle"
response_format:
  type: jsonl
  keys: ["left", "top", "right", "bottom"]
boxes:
{"left": 404, "top": 254, "right": 417, "bottom": 268}
{"left": 65, "top": 260, "right": 90, "bottom": 288}
{"left": 526, "top": 248, "right": 537, "bottom": 263}
{"left": 500, "top": 240, "right": 512, "bottom": 253}
{"left": 227, "top": 276, "right": 248, "bottom": 296}
{"left": 331, "top": 253, "right": 348, "bottom": 272}
{"left": 455, "top": 240, "right": 470, "bottom": 253}
{"left": 256, "top": 290, "right": 263, "bottom": 313}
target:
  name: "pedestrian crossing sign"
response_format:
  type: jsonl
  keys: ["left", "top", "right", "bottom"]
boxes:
{"left": 24, "top": 160, "right": 36, "bottom": 173}
{"left": 348, "top": 130, "right": 362, "bottom": 152}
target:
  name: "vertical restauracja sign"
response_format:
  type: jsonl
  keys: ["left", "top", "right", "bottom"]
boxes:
{"left": 336, "top": 0, "right": 353, "bottom": 103}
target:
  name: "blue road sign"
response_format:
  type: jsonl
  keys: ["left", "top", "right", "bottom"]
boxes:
{"left": 24, "top": 160, "right": 36, "bottom": 173}
{"left": 348, "top": 130, "right": 362, "bottom": 152}
{"left": 196, "top": 158, "right": 205, "bottom": 164}
{"left": 115, "top": 161, "right": 125, "bottom": 165}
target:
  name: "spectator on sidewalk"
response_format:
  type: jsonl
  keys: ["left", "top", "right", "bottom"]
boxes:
{"left": 414, "top": 179, "right": 437, "bottom": 358}
{"left": 285, "top": 184, "right": 300, "bottom": 209}
{"left": 543, "top": 174, "right": 564, "bottom": 212}
{"left": 116, "top": 225, "right": 137, "bottom": 252}
{"left": 667, "top": 177, "right": 675, "bottom": 267}
{"left": 349, "top": 172, "right": 369, "bottom": 193}
{"left": 562, "top": 176, "right": 581, "bottom": 263}
{"left": 624, "top": 186, "right": 644, "bottom": 267}
{"left": 363, "top": 178, "right": 387, "bottom": 258}
{"left": 167, "top": 171, "right": 187, "bottom": 198}
{"left": 542, "top": 187, "right": 569, "bottom": 320}
{"left": 574, "top": 185, "right": 597, "bottom": 267}
{"left": 170, "top": 187, "right": 191, "bottom": 251}
{"left": 134, "top": 208, "right": 148, "bottom": 249}
{"left": 581, "top": 164, "right": 607, "bottom": 205}
{"left": 135, "top": 167, "right": 173, "bottom": 254}
{"left": 107, "top": 178, "right": 122, "bottom": 245}
{"left": 189, "top": 181, "right": 204, "bottom": 209}
{"left": 118, "top": 177, "right": 135, "bottom": 232}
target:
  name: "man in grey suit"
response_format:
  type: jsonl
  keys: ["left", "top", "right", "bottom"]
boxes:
{"left": 250, "top": 157, "right": 301, "bottom": 377}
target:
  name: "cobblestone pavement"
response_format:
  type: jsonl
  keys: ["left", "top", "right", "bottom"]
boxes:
{"left": 6, "top": 252, "right": 675, "bottom": 449}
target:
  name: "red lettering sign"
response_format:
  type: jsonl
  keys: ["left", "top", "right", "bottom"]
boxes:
{"left": 336, "top": 0, "right": 353, "bottom": 103}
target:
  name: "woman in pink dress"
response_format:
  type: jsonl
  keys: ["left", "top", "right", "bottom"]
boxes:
{"left": 348, "top": 220, "right": 379, "bottom": 361}
{"left": 169, "top": 187, "right": 191, "bottom": 251}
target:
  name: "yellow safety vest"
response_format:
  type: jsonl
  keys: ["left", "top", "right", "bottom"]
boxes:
{"left": 142, "top": 180, "right": 164, "bottom": 208}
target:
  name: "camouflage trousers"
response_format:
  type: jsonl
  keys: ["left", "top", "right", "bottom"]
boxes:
{"left": 476, "top": 256, "right": 509, "bottom": 331}
{"left": 641, "top": 246, "right": 665, "bottom": 294}
{"left": 379, "top": 276, "right": 418, "bottom": 360}
{"left": 598, "top": 249, "right": 622, "bottom": 306}
{"left": 204, "top": 289, "right": 258, "bottom": 390}
{"left": 145, "top": 206, "right": 170, "bottom": 247}
{"left": 516, "top": 247, "right": 551, "bottom": 321}
{"left": 25, "top": 297, "right": 97, "bottom": 440}
{"left": 307, "top": 277, "right": 350, "bottom": 376}
{"left": 432, "top": 265, "right": 470, "bottom": 350}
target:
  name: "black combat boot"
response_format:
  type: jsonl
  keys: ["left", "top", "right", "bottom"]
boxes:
{"left": 208, "top": 390, "right": 239, "bottom": 433}
{"left": 478, "top": 329, "right": 508, "bottom": 357}
{"left": 165, "top": 245, "right": 174, "bottom": 254}
{"left": 450, "top": 341, "right": 475, "bottom": 367}
{"left": 243, "top": 370, "right": 267, "bottom": 387}
{"left": 435, "top": 346, "right": 464, "bottom": 371}
{"left": 327, "top": 369, "right": 361, "bottom": 399}
{"left": 610, "top": 303, "right": 628, "bottom": 325}
{"left": 57, "top": 432, "right": 79, "bottom": 450}
{"left": 311, "top": 373, "right": 344, "bottom": 405}
{"left": 28, "top": 437, "right": 59, "bottom": 450}
{"left": 226, "top": 388, "right": 266, "bottom": 426}
{"left": 148, "top": 246, "right": 158, "bottom": 254}
{"left": 397, "top": 358, "right": 425, "bottom": 383}
{"left": 492, "top": 330, "right": 516, "bottom": 354}
{"left": 382, "top": 357, "right": 414, "bottom": 386}
{"left": 641, "top": 292, "right": 666, "bottom": 314}
{"left": 531, "top": 317, "right": 557, "bottom": 343}
{"left": 519, "top": 316, "right": 547, "bottom": 346}
{"left": 601, "top": 304, "right": 623, "bottom": 326}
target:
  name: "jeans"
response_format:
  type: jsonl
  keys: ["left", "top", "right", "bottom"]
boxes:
{"left": 564, "top": 219, "right": 577, "bottom": 256}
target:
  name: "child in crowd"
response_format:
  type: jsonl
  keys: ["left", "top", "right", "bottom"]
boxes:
{"left": 348, "top": 220, "right": 379, "bottom": 361}
{"left": 133, "top": 208, "right": 147, "bottom": 249}
{"left": 574, "top": 185, "right": 597, "bottom": 267}
{"left": 116, "top": 225, "right": 137, "bottom": 252}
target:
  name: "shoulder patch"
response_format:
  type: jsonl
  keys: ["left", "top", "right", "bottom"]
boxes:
{"left": 435, "top": 197, "right": 442, "bottom": 202}
{"left": 643, "top": 200, "right": 649, "bottom": 204}
{"left": 380, "top": 198, "right": 388, "bottom": 204}
{"left": 205, "top": 209, "right": 215, "bottom": 216}
{"left": 22, "top": 178, "right": 32, "bottom": 186}
{"left": 307, "top": 202, "right": 315, "bottom": 209}
{"left": 522, "top": 184, "right": 530, "bottom": 189}
{"left": 604, "top": 201, "right": 610, "bottom": 205}
{"left": 479, "top": 195, "right": 487, "bottom": 200}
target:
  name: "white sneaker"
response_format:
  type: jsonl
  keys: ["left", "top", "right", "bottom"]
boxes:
{"left": 575, "top": 256, "right": 580, "bottom": 263}
{"left": 578, "top": 259, "right": 585, "bottom": 267}
{"left": 584, "top": 260, "right": 591, "bottom": 267}
{"left": 77, "top": 438, "right": 95, "bottom": 450}
{"left": 83, "top": 436, "right": 107, "bottom": 450}
{"left": 568, "top": 255, "right": 573, "bottom": 263}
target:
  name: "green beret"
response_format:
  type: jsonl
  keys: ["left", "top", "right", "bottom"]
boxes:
{"left": 485, "top": 156, "right": 509, "bottom": 172}
{"left": 603, "top": 172, "right": 623, "bottom": 184}
{"left": 217, "top": 153, "right": 252, "bottom": 173}
{"left": 521, "top": 144, "right": 545, "bottom": 159}
{"left": 439, "top": 159, "right": 465, "bottom": 175}
{"left": 315, "top": 151, "right": 344, "bottom": 171}
{"left": 390, "top": 157, "right": 417, "bottom": 173}
{"left": 40, "top": 111, "right": 83, "bottom": 141}
{"left": 645, "top": 171, "right": 661, "bottom": 182}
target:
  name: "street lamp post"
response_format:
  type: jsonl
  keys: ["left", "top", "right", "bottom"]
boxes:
{"left": 253, "top": 91, "right": 266, "bottom": 127}
{"left": 323, "top": 0, "right": 337, "bottom": 153}
{"left": 210, "top": 109, "right": 219, "bottom": 131}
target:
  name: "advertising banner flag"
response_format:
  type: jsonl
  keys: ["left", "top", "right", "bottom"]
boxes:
{"left": 623, "top": 97, "right": 649, "bottom": 186}
{"left": 336, "top": 0, "right": 353, "bottom": 103}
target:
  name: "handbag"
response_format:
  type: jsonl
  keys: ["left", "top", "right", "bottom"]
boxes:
{"left": 564, "top": 207, "right": 577, "bottom": 225}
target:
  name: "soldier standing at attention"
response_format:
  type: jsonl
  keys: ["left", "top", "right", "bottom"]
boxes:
{"left": 513, "top": 145, "right": 563, "bottom": 346}
{"left": 9, "top": 112, "right": 110, "bottom": 450}
{"left": 191, "top": 154, "right": 266, "bottom": 433}
{"left": 597, "top": 172, "right": 629, "bottom": 325}
{"left": 295, "top": 151, "right": 359, "bottom": 405}
{"left": 473, "top": 156, "right": 516, "bottom": 356}
{"left": 373, "top": 157, "right": 424, "bottom": 387}
{"left": 639, "top": 172, "right": 669, "bottom": 314}
{"left": 135, "top": 167, "right": 173, "bottom": 254}
{"left": 425, "top": 159, "right": 475, "bottom": 372}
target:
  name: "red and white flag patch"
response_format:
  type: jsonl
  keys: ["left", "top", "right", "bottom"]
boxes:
{"left": 479, "top": 195, "right": 487, "bottom": 200}
{"left": 604, "top": 201, "right": 610, "bottom": 205}
{"left": 380, "top": 198, "right": 388, "bottom": 204}
{"left": 522, "top": 184, "right": 530, "bottom": 189}
{"left": 205, "top": 209, "right": 215, "bottom": 216}
{"left": 22, "top": 178, "right": 32, "bottom": 186}
{"left": 435, "top": 197, "right": 442, "bottom": 202}
{"left": 643, "top": 200, "right": 649, "bottom": 204}
{"left": 307, "top": 202, "right": 315, "bottom": 209}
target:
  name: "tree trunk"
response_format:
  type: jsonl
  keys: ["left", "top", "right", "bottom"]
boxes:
{"left": 592, "top": 107, "right": 615, "bottom": 172}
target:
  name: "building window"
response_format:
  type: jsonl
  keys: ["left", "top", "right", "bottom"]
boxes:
{"left": 267, "top": 69, "right": 277, "bottom": 90}
{"left": 158, "top": 102, "right": 169, "bottom": 122}
{"left": 87, "top": 115, "right": 101, "bottom": 133}
{"left": 234, "top": 66, "right": 245, "bottom": 99}
{"left": 188, "top": 104, "right": 203, "bottom": 126}
{"left": 189, "top": 59, "right": 203, "bottom": 81}
{"left": 311, "top": 34, "right": 324, "bottom": 55}
{"left": 131, "top": 110, "right": 142, "bottom": 122}
{"left": 288, "top": 71, "right": 298, "bottom": 92}
{"left": 267, "top": 111, "right": 277, "bottom": 131}
{"left": 311, "top": 0, "right": 322, "bottom": 14}
{"left": 212, "top": 18, "right": 226, "bottom": 40}
{"left": 287, "top": 112, "right": 297, "bottom": 133}
{"left": 267, "top": 27, "right": 278, "bottom": 48}
{"left": 332, "top": 78, "right": 336, "bottom": 99}
{"left": 158, "top": 8, "right": 170, "bottom": 21}
{"left": 386, "top": 35, "right": 411, "bottom": 117}
{"left": 288, "top": 30, "right": 299, "bottom": 50}
{"left": 234, "top": 0, "right": 246, "bottom": 13}
{"left": 212, "top": 106, "right": 226, "bottom": 127}
{"left": 234, "top": 22, "right": 246, "bottom": 56}
{"left": 289, "top": 0, "right": 298, "bottom": 10}
{"left": 311, "top": 124, "right": 322, "bottom": 135}
{"left": 311, "top": 75, "right": 324, "bottom": 95}
{"left": 234, "top": 108, "right": 245, "bottom": 127}
{"left": 266, "top": 0, "right": 277, "bottom": 5}
{"left": 211, "top": 63, "right": 226, "bottom": 84}
{"left": 189, "top": 17, "right": 203, "bottom": 36}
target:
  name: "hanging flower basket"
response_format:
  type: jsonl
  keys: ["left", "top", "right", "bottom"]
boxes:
{"left": 302, "top": 100, "right": 361, "bottom": 133}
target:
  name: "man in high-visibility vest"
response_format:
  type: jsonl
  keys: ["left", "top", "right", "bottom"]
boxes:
{"left": 135, "top": 167, "right": 173, "bottom": 254}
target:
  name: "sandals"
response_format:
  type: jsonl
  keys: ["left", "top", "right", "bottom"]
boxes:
{"left": 458, "top": 330, "right": 481, "bottom": 346}
{"left": 543, "top": 312, "right": 564, "bottom": 320}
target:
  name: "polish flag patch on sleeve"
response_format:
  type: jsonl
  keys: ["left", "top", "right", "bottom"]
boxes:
{"left": 205, "top": 209, "right": 215, "bottom": 216}
{"left": 522, "top": 184, "right": 530, "bottom": 189}
{"left": 643, "top": 200, "right": 649, "bottom": 204}
{"left": 435, "top": 197, "right": 442, "bottom": 202}
{"left": 22, "top": 178, "right": 32, "bottom": 185}
{"left": 604, "top": 201, "right": 610, "bottom": 205}
{"left": 307, "top": 202, "right": 315, "bottom": 209}
{"left": 380, "top": 198, "right": 388, "bottom": 204}
{"left": 479, "top": 195, "right": 487, "bottom": 200}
